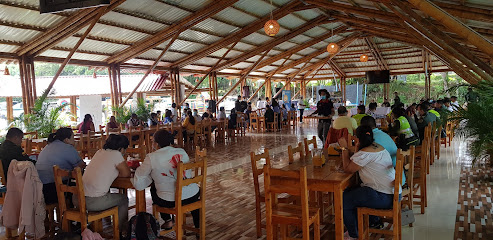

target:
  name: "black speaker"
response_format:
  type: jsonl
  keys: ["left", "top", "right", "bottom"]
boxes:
{"left": 208, "top": 100, "right": 216, "bottom": 110}
{"left": 242, "top": 86, "right": 250, "bottom": 98}
{"left": 275, "top": 87, "right": 282, "bottom": 95}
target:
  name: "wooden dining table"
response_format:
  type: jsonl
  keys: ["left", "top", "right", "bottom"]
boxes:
{"left": 278, "top": 155, "right": 355, "bottom": 240}
{"left": 111, "top": 176, "right": 147, "bottom": 213}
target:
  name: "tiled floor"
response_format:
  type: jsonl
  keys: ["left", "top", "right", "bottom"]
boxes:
{"left": 0, "top": 123, "right": 468, "bottom": 239}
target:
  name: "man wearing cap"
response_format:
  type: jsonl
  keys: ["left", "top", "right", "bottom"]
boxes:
{"left": 310, "top": 89, "right": 334, "bottom": 142}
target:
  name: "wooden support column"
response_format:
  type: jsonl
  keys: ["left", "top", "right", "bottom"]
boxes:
{"left": 136, "top": 92, "right": 145, "bottom": 101}
{"left": 383, "top": 83, "right": 390, "bottom": 102}
{"left": 172, "top": 68, "right": 182, "bottom": 108}
{"left": 266, "top": 78, "right": 272, "bottom": 100}
{"left": 70, "top": 96, "right": 77, "bottom": 121}
{"left": 342, "top": 77, "right": 347, "bottom": 106}
{"left": 19, "top": 55, "right": 36, "bottom": 113}
{"left": 6, "top": 97, "right": 13, "bottom": 123}
{"left": 301, "top": 80, "right": 307, "bottom": 99}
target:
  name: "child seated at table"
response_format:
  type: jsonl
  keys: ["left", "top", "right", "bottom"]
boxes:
{"left": 132, "top": 130, "right": 200, "bottom": 231}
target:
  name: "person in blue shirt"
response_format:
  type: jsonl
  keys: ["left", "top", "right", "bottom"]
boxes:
{"left": 36, "top": 127, "right": 86, "bottom": 204}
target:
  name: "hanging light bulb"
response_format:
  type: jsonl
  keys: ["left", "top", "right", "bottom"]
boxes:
{"left": 326, "top": 27, "right": 339, "bottom": 54}
{"left": 4, "top": 66, "right": 10, "bottom": 75}
{"left": 360, "top": 54, "right": 369, "bottom": 62}
{"left": 264, "top": 0, "right": 280, "bottom": 36}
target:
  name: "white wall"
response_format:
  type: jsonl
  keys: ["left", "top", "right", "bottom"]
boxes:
{"left": 79, "top": 95, "right": 102, "bottom": 131}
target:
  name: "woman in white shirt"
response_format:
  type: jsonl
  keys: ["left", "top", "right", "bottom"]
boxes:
{"left": 132, "top": 130, "right": 200, "bottom": 230}
{"left": 80, "top": 134, "right": 131, "bottom": 235}
{"left": 338, "top": 126, "right": 399, "bottom": 240}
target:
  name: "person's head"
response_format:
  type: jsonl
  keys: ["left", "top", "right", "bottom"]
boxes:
{"left": 185, "top": 103, "right": 190, "bottom": 108}
{"left": 451, "top": 96, "right": 457, "bottom": 102}
{"left": 220, "top": 107, "right": 225, "bottom": 112}
{"left": 187, "top": 111, "right": 195, "bottom": 125}
{"left": 193, "top": 109, "right": 198, "bottom": 116}
{"left": 417, "top": 103, "right": 429, "bottom": 115}
{"left": 248, "top": 102, "right": 252, "bottom": 106}
{"left": 300, "top": 96, "right": 303, "bottom": 100}
{"left": 83, "top": 114, "right": 92, "bottom": 123}
{"left": 243, "top": 96, "right": 247, "bottom": 101}
{"left": 231, "top": 108, "right": 236, "bottom": 115}
{"left": 153, "top": 130, "right": 174, "bottom": 149}
{"left": 355, "top": 125, "right": 374, "bottom": 150}
{"left": 266, "top": 105, "right": 271, "bottom": 109}
{"left": 357, "top": 105, "right": 365, "bottom": 114}
{"left": 131, "top": 113, "right": 138, "bottom": 119}
{"left": 392, "top": 107, "right": 405, "bottom": 119}
{"left": 384, "top": 98, "right": 388, "bottom": 102}
{"left": 318, "top": 89, "right": 329, "bottom": 100}
{"left": 5, "top": 127, "right": 24, "bottom": 146}
{"left": 266, "top": 97, "right": 269, "bottom": 102}
{"left": 337, "top": 106, "right": 348, "bottom": 116}
{"left": 360, "top": 116, "right": 376, "bottom": 129}
{"left": 468, "top": 87, "right": 473, "bottom": 92}
{"left": 103, "top": 134, "right": 129, "bottom": 155}
{"left": 394, "top": 91, "right": 398, "bottom": 96}
{"left": 172, "top": 103, "right": 177, "bottom": 108}
{"left": 368, "top": 102, "right": 377, "bottom": 111}
{"left": 109, "top": 116, "right": 116, "bottom": 123}
{"left": 165, "top": 110, "right": 172, "bottom": 118}
{"left": 156, "top": 110, "right": 161, "bottom": 115}
{"left": 436, "top": 100, "right": 444, "bottom": 108}
{"left": 247, "top": 105, "right": 252, "bottom": 110}
{"left": 405, "top": 107, "right": 414, "bottom": 117}
{"left": 151, "top": 113, "right": 157, "bottom": 120}
{"left": 237, "top": 95, "right": 241, "bottom": 101}
{"left": 443, "top": 98, "right": 451, "bottom": 107}
{"left": 48, "top": 127, "right": 74, "bottom": 146}
{"left": 206, "top": 107, "right": 212, "bottom": 113}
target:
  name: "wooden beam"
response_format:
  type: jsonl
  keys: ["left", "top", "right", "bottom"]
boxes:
{"left": 434, "top": 2, "right": 493, "bottom": 23}
{"left": 306, "top": 0, "right": 400, "bottom": 22}
{"left": 216, "top": 15, "right": 327, "bottom": 71}
{"left": 107, "top": 0, "right": 238, "bottom": 64}
{"left": 171, "top": 1, "right": 300, "bottom": 68}
{"left": 328, "top": 60, "right": 347, "bottom": 77}
{"left": 407, "top": 0, "right": 493, "bottom": 58}
{"left": 364, "top": 37, "right": 388, "bottom": 70}
{"left": 120, "top": 32, "right": 180, "bottom": 107}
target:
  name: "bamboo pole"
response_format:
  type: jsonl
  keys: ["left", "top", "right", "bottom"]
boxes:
{"left": 40, "top": 8, "right": 106, "bottom": 101}
{"left": 19, "top": 57, "right": 28, "bottom": 114}
{"left": 70, "top": 96, "right": 77, "bottom": 121}
{"left": 120, "top": 33, "right": 180, "bottom": 107}
{"left": 6, "top": 97, "right": 13, "bottom": 122}
{"left": 108, "top": 67, "right": 115, "bottom": 108}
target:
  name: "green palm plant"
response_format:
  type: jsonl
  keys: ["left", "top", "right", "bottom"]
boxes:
{"left": 111, "top": 98, "right": 154, "bottom": 125}
{"left": 12, "top": 89, "right": 72, "bottom": 138}
{"left": 448, "top": 81, "right": 493, "bottom": 165}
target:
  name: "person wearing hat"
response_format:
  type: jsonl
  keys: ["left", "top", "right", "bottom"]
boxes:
{"left": 310, "top": 89, "right": 335, "bottom": 142}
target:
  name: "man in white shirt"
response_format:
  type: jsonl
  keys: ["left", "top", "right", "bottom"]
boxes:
{"left": 170, "top": 103, "right": 178, "bottom": 122}
{"left": 256, "top": 97, "right": 266, "bottom": 110}
{"left": 450, "top": 96, "right": 459, "bottom": 110}
{"left": 297, "top": 97, "right": 306, "bottom": 122}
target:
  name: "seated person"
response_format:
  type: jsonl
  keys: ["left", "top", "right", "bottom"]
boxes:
{"left": 264, "top": 105, "right": 275, "bottom": 123}
{"left": 132, "top": 130, "right": 200, "bottom": 230}
{"left": 228, "top": 108, "right": 237, "bottom": 129}
{"left": 405, "top": 108, "right": 420, "bottom": 141}
{"left": 148, "top": 112, "right": 159, "bottom": 127}
{"left": 351, "top": 105, "right": 368, "bottom": 126}
{"left": 106, "top": 116, "right": 120, "bottom": 132}
{"left": 164, "top": 110, "right": 173, "bottom": 124}
{"left": 79, "top": 134, "right": 131, "bottom": 235}
{"left": 389, "top": 108, "right": 419, "bottom": 149}
{"left": 0, "top": 128, "right": 33, "bottom": 182}
{"left": 338, "top": 126, "right": 400, "bottom": 240}
{"left": 366, "top": 102, "right": 378, "bottom": 118}
{"left": 281, "top": 104, "right": 288, "bottom": 121}
{"left": 182, "top": 110, "right": 196, "bottom": 142}
{"left": 127, "top": 113, "right": 141, "bottom": 129}
{"left": 333, "top": 106, "right": 358, "bottom": 135}
{"left": 217, "top": 107, "right": 227, "bottom": 120}
{"left": 192, "top": 109, "right": 202, "bottom": 123}
{"left": 36, "top": 128, "right": 86, "bottom": 204}
{"left": 416, "top": 103, "right": 437, "bottom": 142}
{"left": 78, "top": 114, "right": 95, "bottom": 134}
{"left": 244, "top": 105, "right": 252, "bottom": 122}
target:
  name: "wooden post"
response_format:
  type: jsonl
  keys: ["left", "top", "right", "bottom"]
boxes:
{"left": 18, "top": 57, "right": 28, "bottom": 114}
{"left": 342, "top": 77, "right": 347, "bottom": 106}
{"left": 266, "top": 78, "right": 272, "bottom": 100}
{"left": 136, "top": 92, "right": 144, "bottom": 101}
{"left": 6, "top": 97, "right": 13, "bottom": 123}
{"left": 108, "top": 67, "right": 115, "bottom": 109}
{"left": 70, "top": 96, "right": 77, "bottom": 121}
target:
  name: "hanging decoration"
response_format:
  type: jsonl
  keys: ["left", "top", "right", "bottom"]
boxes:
{"left": 264, "top": 0, "right": 280, "bottom": 36}
{"left": 326, "top": 28, "right": 339, "bottom": 54}
{"left": 360, "top": 54, "right": 369, "bottom": 62}
{"left": 4, "top": 66, "right": 9, "bottom": 75}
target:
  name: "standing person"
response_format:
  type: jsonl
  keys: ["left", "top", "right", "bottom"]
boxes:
{"left": 36, "top": 128, "right": 86, "bottom": 204}
{"left": 240, "top": 96, "right": 248, "bottom": 112}
{"left": 106, "top": 116, "right": 120, "bottom": 132}
{"left": 465, "top": 87, "right": 479, "bottom": 103}
{"left": 78, "top": 114, "right": 95, "bottom": 134}
{"left": 0, "top": 128, "right": 33, "bottom": 182}
{"left": 81, "top": 134, "right": 131, "bottom": 236}
{"left": 170, "top": 103, "right": 178, "bottom": 123}
{"left": 309, "top": 89, "right": 334, "bottom": 142}
{"left": 393, "top": 92, "right": 401, "bottom": 105}
{"left": 256, "top": 97, "right": 266, "bottom": 110}
{"left": 132, "top": 130, "right": 201, "bottom": 231}
{"left": 297, "top": 97, "right": 306, "bottom": 122}
{"left": 126, "top": 113, "right": 141, "bottom": 129}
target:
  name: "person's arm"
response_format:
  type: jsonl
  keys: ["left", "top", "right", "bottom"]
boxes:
{"left": 131, "top": 155, "right": 153, "bottom": 190}
{"left": 69, "top": 146, "right": 86, "bottom": 169}
{"left": 116, "top": 160, "right": 131, "bottom": 177}
{"left": 341, "top": 149, "right": 362, "bottom": 173}
{"left": 90, "top": 123, "right": 95, "bottom": 132}
{"left": 182, "top": 117, "right": 189, "bottom": 127}
{"left": 351, "top": 118, "right": 358, "bottom": 131}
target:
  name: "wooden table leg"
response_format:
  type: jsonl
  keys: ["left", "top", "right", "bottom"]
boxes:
{"left": 334, "top": 187, "right": 344, "bottom": 240}
{"left": 136, "top": 189, "right": 146, "bottom": 213}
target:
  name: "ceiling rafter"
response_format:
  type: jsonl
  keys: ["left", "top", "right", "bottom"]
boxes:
{"left": 106, "top": 0, "right": 238, "bottom": 64}
{"left": 364, "top": 37, "right": 389, "bottom": 70}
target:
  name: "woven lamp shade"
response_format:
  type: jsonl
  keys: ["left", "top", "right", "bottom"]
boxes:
{"left": 360, "top": 54, "right": 369, "bottom": 62}
{"left": 327, "top": 43, "right": 339, "bottom": 54}
{"left": 264, "top": 19, "right": 280, "bottom": 36}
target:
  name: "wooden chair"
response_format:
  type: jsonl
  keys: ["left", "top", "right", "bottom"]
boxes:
{"left": 435, "top": 125, "right": 443, "bottom": 159}
{"left": 194, "top": 122, "right": 206, "bottom": 147}
{"left": 288, "top": 142, "right": 305, "bottom": 164}
{"left": 429, "top": 121, "right": 437, "bottom": 167}
{"left": 264, "top": 165, "right": 321, "bottom": 240}
{"left": 413, "top": 124, "right": 430, "bottom": 214}
{"left": 400, "top": 146, "right": 416, "bottom": 227}
{"left": 303, "top": 136, "right": 317, "bottom": 159}
{"left": 85, "top": 131, "right": 104, "bottom": 158}
{"left": 236, "top": 113, "right": 246, "bottom": 136}
{"left": 251, "top": 149, "right": 271, "bottom": 238}
{"left": 201, "top": 119, "right": 212, "bottom": 144}
{"left": 153, "top": 149, "right": 207, "bottom": 240}
{"left": 23, "top": 131, "right": 38, "bottom": 139}
{"left": 53, "top": 166, "right": 119, "bottom": 239}
{"left": 357, "top": 149, "right": 405, "bottom": 240}
{"left": 21, "top": 138, "right": 33, "bottom": 155}
{"left": 250, "top": 112, "right": 259, "bottom": 132}
{"left": 266, "top": 113, "right": 278, "bottom": 132}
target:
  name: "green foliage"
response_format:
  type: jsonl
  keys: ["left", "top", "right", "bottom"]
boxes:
{"left": 112, "top": 105, "right": 133, "bottom": 125}
{"left": 135, "top": 98, "right": 154, "bottom": 122}
{"left": 11, "top": 89, "right": 72, "bottom": 138}
{"left": 112, "top": 98, "right": 154, "bottom": 125}
{"left": 449, "top": 81, "right": 493, "bottom": 165}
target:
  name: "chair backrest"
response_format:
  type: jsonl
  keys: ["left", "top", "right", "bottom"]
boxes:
{"left": 174, "top": 150, "right": 207, "bottom": 211}
{"left": 24, "top": 131, "right": 38, "bottom": 139}
{"left": 403, "top": 145, "right": 415, "bottom": 196}
{"left": 250, "top": 149, "right": 271, "bottom": 198}
{"left": 303, "top": 136, "right": 317, "bottom": 157}
{"left": 393, "top": 149, "right": 405, "bottom": 211}
{"left": 288, "top": 142, "right": 305, "bottom": 164}
{"left": 324, "top": 127, "right": 349, "bottom": 148}
{"left": 263, "top": 165, "right": 309, "bottom": 226}
{"left": 53, "top": 166, "right": 86, "bottom": 223}
{"left": 21, "top": 138, "right": 33, "bottom": 155}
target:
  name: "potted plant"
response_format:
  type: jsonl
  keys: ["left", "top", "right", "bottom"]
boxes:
{"left": 112, "top": 98, "right": 154, "bottom": 126}
{"left": 449, "top": 81, "right": 493, "bottom": 166}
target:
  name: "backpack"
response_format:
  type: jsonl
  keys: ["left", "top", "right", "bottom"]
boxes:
{"left": 127, "top": 212, "right": 159, "bottom": 240}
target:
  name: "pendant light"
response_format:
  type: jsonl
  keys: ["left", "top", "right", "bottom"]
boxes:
{"left": 326, "top": 28, "right": 339, "bottom": 54}
{"left": 360, "top": 54, "right": 369, "bottom": 62}
{"left": 4, "top": 66, "right": 9, "bottom": 75}
{"left": 264, "top": 0, "right": 280, "bottom": 36}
